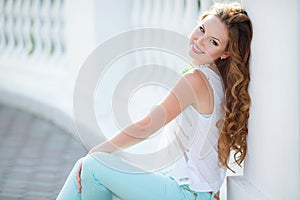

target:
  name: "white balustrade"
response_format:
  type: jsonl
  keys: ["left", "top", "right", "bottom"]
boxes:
{"left": 130, "top": 0, "right": 203, "bottom": 71}
{"left": 183, "top": 0, "right": 200, "bottom": 35}
{"left": 0, "top": 0, "right": 66, "bottom": 62}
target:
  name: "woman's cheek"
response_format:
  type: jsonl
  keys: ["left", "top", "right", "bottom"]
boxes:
{"left": 207, "top": 47, "right": 222, "bottom": 60}
{"left": 205, "top": 49, "right": 214, "bottom": 59}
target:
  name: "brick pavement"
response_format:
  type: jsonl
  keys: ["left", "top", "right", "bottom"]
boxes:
{"left": 0, "top": 104, "right": 87, "bottom": 200}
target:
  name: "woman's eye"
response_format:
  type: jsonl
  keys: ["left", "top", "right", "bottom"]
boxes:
{"left": 210, "top": 39, "right": 218, "bottom": 46}
{"left": 199, "top": 26, "right": 204, "bottom": 33}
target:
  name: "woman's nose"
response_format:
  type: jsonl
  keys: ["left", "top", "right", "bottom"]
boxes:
{"left": 197, "top": 36, "right": 205, "bottom": 47}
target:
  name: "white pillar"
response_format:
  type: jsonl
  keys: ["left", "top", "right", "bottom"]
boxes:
{"left": 227, "top": 0, "right": 300, "bottom": 199}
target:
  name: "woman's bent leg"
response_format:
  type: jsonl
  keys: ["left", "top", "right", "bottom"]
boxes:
{"left": 56, "top": 156, "right": 113, "bottom": 200}
{"left": 80, "top": 155, "right": 113, "bottom": 200}
{"left": 56, "top": 157, "right": 84, "bottom": 200}
{"left": 58, "top": 152, "right": 215, "bottom": 200}
{"left": 81, "top": 152, "right": 184, "bottom": 200}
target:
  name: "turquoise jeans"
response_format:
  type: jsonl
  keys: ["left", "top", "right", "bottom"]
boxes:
{"left": 57, "top": 152, "right": 216, "bottom": 200}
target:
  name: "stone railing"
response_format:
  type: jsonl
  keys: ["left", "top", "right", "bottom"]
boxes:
{"left": 0, "top": 0, "right": 72, "bottom": 137}
{"left": 0, "top": 0, "right": 66, "bottom": 62}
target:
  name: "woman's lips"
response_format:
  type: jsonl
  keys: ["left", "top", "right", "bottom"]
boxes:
{"left": 192, "top": 41, "right": 204, "bottom": 54}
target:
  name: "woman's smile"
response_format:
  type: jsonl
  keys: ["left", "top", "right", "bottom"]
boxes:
{"left": 191, "top": 40, "right": 204, "bottom": 54}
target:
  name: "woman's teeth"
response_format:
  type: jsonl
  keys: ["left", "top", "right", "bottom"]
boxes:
{"left": 193, "top": 41, "right": 204, "bottom": 54}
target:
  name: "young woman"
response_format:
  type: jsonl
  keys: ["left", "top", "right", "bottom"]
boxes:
{"left": 57, "top": 2, "right": 253, "bottom": 200}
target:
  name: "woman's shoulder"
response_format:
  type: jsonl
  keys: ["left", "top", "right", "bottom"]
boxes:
{"left": 181, "top": 69, "right": 213, "bottom": 113}
{"left": 181, "top": 68, "right": 210, "bottom": 90}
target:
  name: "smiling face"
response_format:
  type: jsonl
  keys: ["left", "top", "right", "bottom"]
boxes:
{"left": 189, "top": 15, "right": 230, "bottom": 66}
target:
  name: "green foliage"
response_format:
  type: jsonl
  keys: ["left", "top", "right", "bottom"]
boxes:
{"left": 28, "top": 33, "right": 35, "bottom": 55}
{"left": 181, "top": 64, "right": 193, "bottom": 75}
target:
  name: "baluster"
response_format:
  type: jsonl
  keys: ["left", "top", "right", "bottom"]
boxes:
{"left": 51, "top": 19, "right": 62, "bottom": 58}
{"left": 149, "top": 0, "right": 162, "bottom": 65}
{"left": 21, "top": 0, "right": 32, "bottom": 58}
{"left": 140, "top": 0, "right": 151, "bottom": 28}
{"left": 22, "top": 16, "right": 33, "bottom": 58}
{"left": 0, "top": 0, "right": 5, "bottom": 54}
{"left": 4, "top": 0, "right": 14, "bottom": 55}
{"left": 200, "top": 0, "right": 212, "bottom": 14}
{"left": 0, "top": 10, "right": 4, "bottom": 54}
{"left": 151, "top": 0, "right": 161, "bottom": 28}
{"left": 51, "top": 0, "right": 65, "bottom": 60}
{"left": 170, "top": 0, "right": 185, "bottom": 33}
{"left": 131, "top": 0, "right": 141, "bottom": 28}
{"left": 135, "top": 0, "right": 152, "bottom": 66}
{"left": 58, "top": 0, "right": 66, "bottom": 59}
{"left": 143, "top": 0, "right": 154, "bottom": 66}
{"left": 0, "top": 16, "right": 4, "bottom": 54}
{"left": 0, "top": 0, "right": 3, "bottom": 16}
{"left": 30, "top": 18, "right": 43, "bottom": 60}
{"left": 166, "top": 0, "right": 186, "bottom": 71}
{"left": 161, "top": 0, "right": 173, "bottom": 29}
{"left": 160, "top": 0, "right": 174, "bottom": 68}
{"left": 30, "top": 0, "right": 43, "bottom": 60}
{"left": 183, "top": 0, "right": 199, "bottom": 35}
{"left": 40, "top": 0, "right": 52, "bottom": 59}
{"left": 5, "top": 15, "right": 15, "bottom": 55}
{"left": 130, "top": 0, "right": 143, "bottom": 68}
{"left": 13, "top": 0, "right": 24, "bottom": 57}
{"left": 13, "top": 15, "right": 24, "bottom": 57}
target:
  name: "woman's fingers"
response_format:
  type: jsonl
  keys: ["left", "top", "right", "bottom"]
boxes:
{"left": 76, "top": 162, "right": 83, "bottom": 193}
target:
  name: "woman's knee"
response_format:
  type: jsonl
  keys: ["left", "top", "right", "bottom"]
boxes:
{"left": 81, "top": 152, "right": 110, "bottom": 174}
{"left": 75, "top": 157, "right": 85, "bottom": 166}
{"left": 80, "top": 153, "right": 113, "bottom": 187}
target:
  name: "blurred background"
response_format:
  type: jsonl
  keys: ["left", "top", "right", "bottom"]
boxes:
{"left": 0, "top": 0, "right": 299, "bottom": 199}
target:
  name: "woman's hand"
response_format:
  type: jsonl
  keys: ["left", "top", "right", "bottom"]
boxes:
{"left": 76, "top": 161, "right": 83, "bottom": 193}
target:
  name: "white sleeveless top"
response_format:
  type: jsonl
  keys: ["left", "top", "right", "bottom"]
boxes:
{"left": 164, "top": 65, "right": 226, "bottom": 193}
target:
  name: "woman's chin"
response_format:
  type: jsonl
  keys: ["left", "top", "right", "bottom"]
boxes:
{"left": 189, "top": 53, "right": 205, "bottom": 64}
{"left": 189, "top": 57, "right": 204, "bottom": 66}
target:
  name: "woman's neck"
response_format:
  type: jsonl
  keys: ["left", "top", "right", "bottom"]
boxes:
{"left": 191, "top": 61, "right": 221, "bottom": 78}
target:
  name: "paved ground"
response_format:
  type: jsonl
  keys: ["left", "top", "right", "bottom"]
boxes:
{"left": 0, "top": 104, "right": 87, "bottom": 200}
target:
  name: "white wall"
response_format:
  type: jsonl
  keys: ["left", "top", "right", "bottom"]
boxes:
{"left": 227, "top": 0, "right": 300, "bottom": 199}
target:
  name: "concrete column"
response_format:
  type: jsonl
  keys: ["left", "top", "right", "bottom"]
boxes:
{"left": 227, "top": 0, "right": 300, "bottom": 199}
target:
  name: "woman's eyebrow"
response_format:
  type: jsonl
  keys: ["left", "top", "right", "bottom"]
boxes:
{"left": 203, "top": 24, "right": 223, "bottom": 45}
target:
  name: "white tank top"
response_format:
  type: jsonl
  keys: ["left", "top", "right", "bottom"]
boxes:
{"left": 164, "top": 65, "right": 226, "bottom": 193}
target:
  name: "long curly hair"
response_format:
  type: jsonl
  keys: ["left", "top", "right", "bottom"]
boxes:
{"left": 201, "top": 2, "right": 253, "bottom": 171}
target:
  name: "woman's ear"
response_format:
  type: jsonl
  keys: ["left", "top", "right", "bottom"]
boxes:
{"left": 220, "top": 51, "right": 230, "bottom": 60}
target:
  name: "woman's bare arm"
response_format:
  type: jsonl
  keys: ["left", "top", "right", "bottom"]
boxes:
{"left": 88, "top": 71, "right": 209, "bottom": 154}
